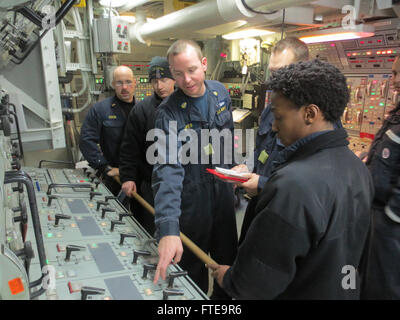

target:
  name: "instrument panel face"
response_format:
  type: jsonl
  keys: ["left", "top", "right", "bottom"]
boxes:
{"left": 3, "top": 165, "right": 208, "bottom": 300}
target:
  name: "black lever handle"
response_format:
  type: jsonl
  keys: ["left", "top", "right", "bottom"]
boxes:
{"left": 132, "top": 250, "right": 151, "bottom": 264}
{"left": 168, "top": 271, "right": 188, "bottom": 288}
{"left": 65, "top": 245, "right": 86, "bottom": 261}
{"left": 81, "top": 286, "right": 105, "bottom": 300}
{"left": 119, "top": 233, "right": 136, "bottom": 245}
{"left": 54, "top": 214, "right": 71, "bottom": 226}
{"left": 163, "top": 288, "right": 184, "bottom": 300}
{"left": 110, "top": 220, "right": 125, "bottom": 232}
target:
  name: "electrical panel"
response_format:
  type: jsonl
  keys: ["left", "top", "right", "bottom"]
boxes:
{"left": 93, "top": 18, "right": 131, "bottom": 54}
{"left": 0, "top": 90, "right": 208, "bottom": 300}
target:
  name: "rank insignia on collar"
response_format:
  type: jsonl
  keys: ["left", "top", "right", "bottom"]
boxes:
{"left": 213, "top": 91, "right": 218, "bottom": 96}
{"left": 181, "top": 102, "right": 187, "bottom": 109}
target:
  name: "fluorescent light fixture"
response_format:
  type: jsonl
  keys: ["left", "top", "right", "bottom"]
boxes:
{"left": 222, "top": 28, "right": 274, "bottom": 40}
{"left": 299, "top": 24, "right": 375, "bottom": 44}
{"left": 99, "top": 0, "right": 128, "bottom": 7}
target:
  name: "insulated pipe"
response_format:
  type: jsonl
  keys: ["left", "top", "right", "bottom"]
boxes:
{"left": 129, "top": 0, "right": 315, "bottom": 43}
{"left": 121, "top": 0, "right": 152, "bottom": 11}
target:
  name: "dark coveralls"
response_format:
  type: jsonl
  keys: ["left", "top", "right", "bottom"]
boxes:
{"left": 119, "top": 93, "right": 163, "bottom": 235}
{"left": 152, "top": 80, "right": 238, "bottom": 298}
{"left": 239, "top": 105, "right": 343, "bottom": 244}
{"left": 79, "top": 96, "right": 134, "bottom": 195}
{"left": 361, "top": 103, "right": 400, "bottom": 299}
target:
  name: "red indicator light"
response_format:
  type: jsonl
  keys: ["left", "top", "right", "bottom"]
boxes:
{"left": 360, "top": 41, "right": 364, "bottom": 44}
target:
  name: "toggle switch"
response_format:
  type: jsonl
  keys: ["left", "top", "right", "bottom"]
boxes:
{"left": 105, "top": 196, "right": 117, "bottom": 202}
{"left": 167, "top": 271, "right": 188, "bottom": 288}
{"left": 81, "top": 286, "right": 105, "bottom": 300}
{"left": 65, "top": 245, "right": 86, "bottom": 261}
{"left": 163, "top": 288, "right": 184, "bottom": 300}
{"left": 118, "top": 213, "right": 134, "bottom": 221}
{"left": 101, "top": 207, "right": 115, "bottom": 219}
{"left": 96, "top": 200, "right": 109, "bottom": 211}
{"left": 90, "top": 191, "right": 102, "bottom": 201}
{"left": 93, "top": 180, "right": 101, "bottom": 188}
{"left": 110, "top": 220, "right": 125, "bottom": 232}
{"left": 119, "top": 233, "right": 136, "bottom": 245}
{"left": 47, "top": 195, "right": 59, "bottom": 207}
{"left": 132, "top": 249, "right": 151, "bottom": 264}
{"left": 142, "top": 263, "right": 157, "bottom": 279}
{"left": 54, "top": 214, "right": 71, "bottom": 227}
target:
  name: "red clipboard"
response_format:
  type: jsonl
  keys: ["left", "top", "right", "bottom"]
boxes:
{"left": 206, "top": 168, "right": 249, "bottom": 183}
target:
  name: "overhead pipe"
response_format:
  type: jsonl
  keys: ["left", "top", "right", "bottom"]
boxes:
{"left": 129, "top": 0, "right": 315, "bottom": 43}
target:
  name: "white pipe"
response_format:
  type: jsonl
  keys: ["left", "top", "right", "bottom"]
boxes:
{"left": 121, "top": 0, "right": 152, "bottom": 11}
{"left": 129, "top": 0, "right": 315, "bottom": 43}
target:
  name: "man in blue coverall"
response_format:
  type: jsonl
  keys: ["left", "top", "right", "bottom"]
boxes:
{"left": 151, "top": 40, "right": 237, "bottom": 299}
{"left": 79, "top": 65, "right": 136, "bottom": 195}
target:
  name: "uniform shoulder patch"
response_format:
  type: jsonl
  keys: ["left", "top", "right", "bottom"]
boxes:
{"left": 382, "top": 147, "right": 390, "bottom": 159}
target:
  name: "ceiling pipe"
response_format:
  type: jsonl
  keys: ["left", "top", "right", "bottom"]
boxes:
{"left": 129, "top": 0, "right": 315, "bottom": 44}
{"left": 121, "top": 0, "right": 153, "bottom": 11}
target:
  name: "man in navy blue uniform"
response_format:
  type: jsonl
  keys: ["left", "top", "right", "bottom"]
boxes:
{"left": 208, "top": 60, "right": 374, "bottom": 299}
{"left": 361, "top": 55, "right": 400, "bottom": 299}
{"left": 151, "top": 40, "right": 237, "bottom": 299}
{"left": 79, "top": 66, "right": 136, "bottom": 195}
{"left": 119, "top": 57, "right": 175, "bottom": 235}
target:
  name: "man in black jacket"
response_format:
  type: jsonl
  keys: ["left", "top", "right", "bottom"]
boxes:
{"left": 79, "top": 65, "right": 136, "bottom": 195}
{"left": 361, "top": 55, "right": 400, "bottom": 299}
{"left": 208, "top": 60, "right": 374, "bottom": 299}
{"left": 119, "top": 57, "right": 175, "bottom": 235}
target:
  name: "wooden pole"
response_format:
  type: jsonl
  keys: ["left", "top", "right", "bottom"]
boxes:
{"left": 113, "top": 175, "right": 217, "bottom": 265}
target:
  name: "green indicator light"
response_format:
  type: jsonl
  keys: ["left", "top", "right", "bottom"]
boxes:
{"left": 91, "top": 243, "right": 98, "bottom": 248}
{"left": 370, "top": 106, "right": 374, "bottom": 109}
{"left": 8, "top": 196, "right": 11, "bottom": 199}
{"left": 371, "top": 93, "right": 376, "bottom": 95}
{"left": 364, "top": 110, "right": 369, "bottom": 112}
{"left": 47, "top": 233, "right": 53, "bottom": 238}
{"left": 84, "top": 178, "right": 89, "bottom": 182}
{"left": 46, "top": 259, "right": 49, "bottom": 264}
{"left": 380, "top": 102, "right": 385, "bottom": 106}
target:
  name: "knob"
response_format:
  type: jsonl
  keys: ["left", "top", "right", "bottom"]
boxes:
{"left": 119, "top": 233, "right": 136, "bottom": 245}
{"left": 81, "top": 286, "right": 105, "bottom": 300}
{"left": 96, "top": 200, "right": 109, "bottom": 211}
{"left": 65, "top": 245, "right": 86, "bottom": 261}
{"left": 101, "top": 207, "right": 115, "bottom": 219}
{"left": 110, "top": 220, "right": 125, "bottom": 232}
{"left": 142, "top": 263, "right": 157, "bottom": 279}
{"left": 90, "top": 191, "right": 102, "bottom": 201}
{"left": 54, "top": 214, "right": 71, "bottom": 226}
{"left": 163, "top": 288, "right": 184, "bottom": 300}
{"left": 132, "top": 250, "right": 151, "bottom": 264}
{"left": 168, "top": 271, "right": 188, "bottom": 288}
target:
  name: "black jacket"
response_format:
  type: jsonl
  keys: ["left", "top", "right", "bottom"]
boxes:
{"left": 79, "top": 96, "right": 134, "bottom": 170}
{"left": 223, "top": 128, "right": 374, "bottom": 299}
{"left": 366, "top": 104, "right": 400, "bottom": 222}
{"left": 119, "top": 93, "right": 162, "bottom": 184}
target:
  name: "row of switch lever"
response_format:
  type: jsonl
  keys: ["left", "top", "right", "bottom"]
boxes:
{"left": 78, "top": 270, "right": 188, "bottom": 300}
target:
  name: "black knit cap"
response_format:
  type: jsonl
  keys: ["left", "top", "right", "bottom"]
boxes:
{"left": 148, "top": 56, "right": 173, "bottom": 81}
